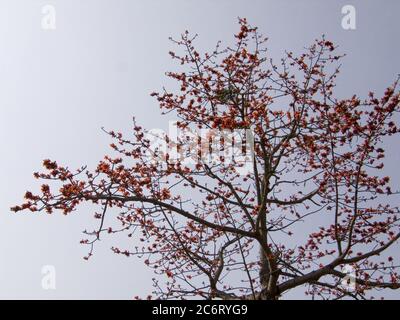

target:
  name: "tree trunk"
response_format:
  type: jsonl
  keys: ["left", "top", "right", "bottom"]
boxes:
{"left": 259, "top": 245, "right": 279, "bottom": 300}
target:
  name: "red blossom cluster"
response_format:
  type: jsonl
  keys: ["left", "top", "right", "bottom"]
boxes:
{"left": 12, "top": 18, "right": 400, "bottom": 300}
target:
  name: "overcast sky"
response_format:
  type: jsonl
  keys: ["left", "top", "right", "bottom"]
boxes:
{"left": 0, "top": 0, "right": 399, "bottom": 299}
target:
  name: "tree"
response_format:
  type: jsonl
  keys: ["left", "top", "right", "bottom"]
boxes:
{"left": 12, "top": 18, "right": 400, "bottom": 300}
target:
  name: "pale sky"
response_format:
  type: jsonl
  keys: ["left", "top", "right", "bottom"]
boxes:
{"left": 0, "top": 0, "right": 399, "bottom": 299}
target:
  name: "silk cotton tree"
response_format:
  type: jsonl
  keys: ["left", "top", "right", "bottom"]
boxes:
{"left": 12, "top": 19, "right": 400, "bottom": 300}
